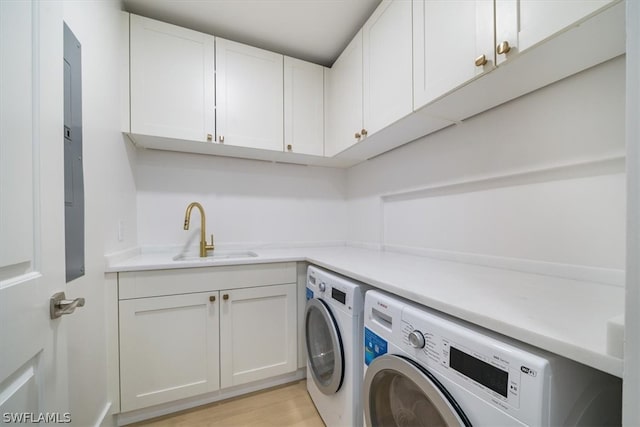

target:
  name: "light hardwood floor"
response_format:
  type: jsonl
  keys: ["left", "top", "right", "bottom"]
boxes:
{"left": 129, "top": 380, "right": 325, "bottom": 427}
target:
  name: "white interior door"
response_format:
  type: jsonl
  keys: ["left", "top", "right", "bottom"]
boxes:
{"left": 0, "top": 0, "right": 70, "bottom": 421}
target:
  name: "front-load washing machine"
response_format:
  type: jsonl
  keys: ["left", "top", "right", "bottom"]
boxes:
{"left": 363, "top": 290, "right": 621, "bottom": 426}
{"left": 305, "top": 265, "right": 368, "bottom": 427}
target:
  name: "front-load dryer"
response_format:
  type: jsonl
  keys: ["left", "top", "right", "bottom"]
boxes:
{"left": 305, "top": 265, "right": 368, "bottom": 427}
{"left": 363, "top": 290, "right": 622, "bottom": 426}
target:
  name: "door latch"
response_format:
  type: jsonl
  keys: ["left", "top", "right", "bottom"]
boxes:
{"left": 50, "top": 292, "right": 85, "bottom": 319}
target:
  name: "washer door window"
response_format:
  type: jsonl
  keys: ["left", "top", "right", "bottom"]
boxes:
{"left": 364, "top": 354, "right": 471, "bottom": 427}
{"left": 305, "top": 298, "right": 344, "bottom": 395}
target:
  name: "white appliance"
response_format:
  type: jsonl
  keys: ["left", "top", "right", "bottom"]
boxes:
{"left": 305, "top": 265, "right": 368, "bottom": 427}
{"left": 363, "top": 290, "right": 622, "bottom": 426}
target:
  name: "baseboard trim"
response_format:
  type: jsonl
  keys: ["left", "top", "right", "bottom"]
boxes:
{"left": 116, "top": 369, "right": 306, "bottom": 426}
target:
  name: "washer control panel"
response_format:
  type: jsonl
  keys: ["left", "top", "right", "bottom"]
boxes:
{"left": 400, "top": 306, "right": 548, "bottom": 414}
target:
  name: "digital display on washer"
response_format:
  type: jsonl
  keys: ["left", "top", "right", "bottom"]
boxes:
{"left": 449, "top": 346, "right": 508, "bottom": 398}
{"left": 331, "top": 288, "right": 346, "bottom": 305}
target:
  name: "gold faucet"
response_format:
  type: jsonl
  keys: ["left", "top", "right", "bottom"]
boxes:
{"left": 183, "top": 202, "right": 214, "bottom": 257}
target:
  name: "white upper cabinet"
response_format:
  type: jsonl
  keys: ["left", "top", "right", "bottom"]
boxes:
{"left": 284, "top": 57, "right": 325, "bottom": 156}
{"left": 325, "top": 0, "right": 413, "bottom": 157}
{"left": 130, "top": 15, "right": 214, "bottom": 141}
{"left": 363, "top": 0, "right": 413, "bottom": 136}
{"left": 216, "top": 38, "right": 284, "bottom": 151}
{"left": 124, "top": 1, "right": 623, "bottom": 167}
{"left": 413, "top": 0, "right": 495, "bottom": 110}
{"left": 495, "top": 0, "right": 616, "bottom": 64}
{"left": 324, "top": 30, "right": 363, "bottom": 157}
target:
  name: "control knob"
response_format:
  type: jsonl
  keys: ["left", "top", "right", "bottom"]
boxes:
{"left": 408, "top": 330, "right": 425, "bottom": 349}
{"left": 319, "top": 282, "right": 326, "bottom": 292}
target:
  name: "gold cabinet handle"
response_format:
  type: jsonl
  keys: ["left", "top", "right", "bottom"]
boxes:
{"left": 286, "top": 144, "right": 292, "bottom": 151}
{"left": 223, "top": 294, "right": 229, "bottom": 301}
{"left": 355, "top": 132, "right": 361, "bottom": 140}
{"left": 496, "top": 41, "right": 511, "bottom": 55}
{"left": 206, "top": 133, "right": 213, "bottom": 142}
{"left": 209, "top": 295, "right": 216, "bottom": 302}
{"left": 218, "top": 135, "right": 225, "bottom": 143}
{"left": 474, "top": 54, "right": 488, "bottom": 67}
{"left": 361, "top": 129, "right": 368, "bottom": 137}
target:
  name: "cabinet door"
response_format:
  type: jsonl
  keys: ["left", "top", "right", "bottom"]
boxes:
{"left": 495, "top": 0, "right": 615, "bottom": 64}
{"left": 216, "top": 38, "right": 284, "bottom": 151}
{"left": 413, "top": 0, "right": 494, "bottom": 110}
{"left": 324, "top": 30, "right": 363, "bottom": 157}
{"left": 220, "top": 283, "right": 297, "bottom": 388}
{"left": 130, "top": 15, "right": 214, "bottom": 141}
{"left": 284, "top": 57, "right": 325, "bottom": 156}
{"left": 363, "top": 0, "right": 413, "bottom": 135}
{"left": 119, "top": 292, "right": 220, "bottom": 412}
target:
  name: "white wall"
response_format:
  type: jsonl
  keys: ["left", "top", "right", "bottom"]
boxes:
{"left": 136, "top": 150, "right": 347, "bottom": 250}
{"left": 347, "top": 57, "right": 626, "bottom": 276}
{"left": 624, "top": 0, "right": 640, "bottom": 423}
{"left": 62, "top": 1, "right": 137, "bottom": 425}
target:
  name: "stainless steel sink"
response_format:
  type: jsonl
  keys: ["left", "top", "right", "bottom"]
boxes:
{"left": 173, "top": 250, "right": 258, "bottom": 262}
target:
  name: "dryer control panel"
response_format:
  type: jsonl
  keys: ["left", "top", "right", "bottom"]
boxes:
{"left": 307, "top": 265, "right": 365, "bottom": 315}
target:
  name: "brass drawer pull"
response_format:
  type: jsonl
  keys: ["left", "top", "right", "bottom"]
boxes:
{"left": 475, "top": 54, "right": 487, "bottom": 67}
{"left": 497, "top": 41, "right": 511, "bottom": 55}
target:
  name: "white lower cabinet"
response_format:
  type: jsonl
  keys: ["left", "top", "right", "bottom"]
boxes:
{"left": 220, "top": 283, "right": 297, "bottom": 388}
{"left": 117, "top": 263, "right": 298, "bottom": 413}
{"left": 119, "top": 292, "right": 220, "bottom": 412}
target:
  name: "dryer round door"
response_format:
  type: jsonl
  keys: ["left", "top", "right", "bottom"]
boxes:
{"left": 364, "top": 354, "right": 471, "bottom": 427}
{"left": 305, "top": 298, "right": 344, "bottom": 395}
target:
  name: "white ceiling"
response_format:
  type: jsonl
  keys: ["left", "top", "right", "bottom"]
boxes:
{"left": 123, "top": 0, "right": 382, "bottom": 67}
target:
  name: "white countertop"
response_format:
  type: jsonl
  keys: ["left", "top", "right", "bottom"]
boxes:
{"left": 106, "top": 245, "right": 624, "bottom": 377}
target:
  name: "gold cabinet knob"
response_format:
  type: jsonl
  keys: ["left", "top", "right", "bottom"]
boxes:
{"left": 361, "top": 129, "right": 368, "bottom": 137}
{"left": 286, "top": 144, "right": 292, "bottom": 151}
{"left": 496, "top": 41, "right": 511, "bottom": 55}
{"left": 223, "top": 294, "right": 229, "bottom": 301}
{"left": 218, "top": 135, "right": 225, "bottom": 143}
{"left": 209, "top": 295, "right": 216, "bottom": 302}
{"left": 474, "top": 54, "right": 488, "bottom": 67}
{"left": 206, "top": 133, "right": 213, "bottom": 142}
{"left": 355, "top": 132, "right": 361, "bottom": 139}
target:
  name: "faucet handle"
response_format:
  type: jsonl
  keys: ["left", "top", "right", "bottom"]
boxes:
{"left": 210, "top": 234, "right": 215, "bottom": 250}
